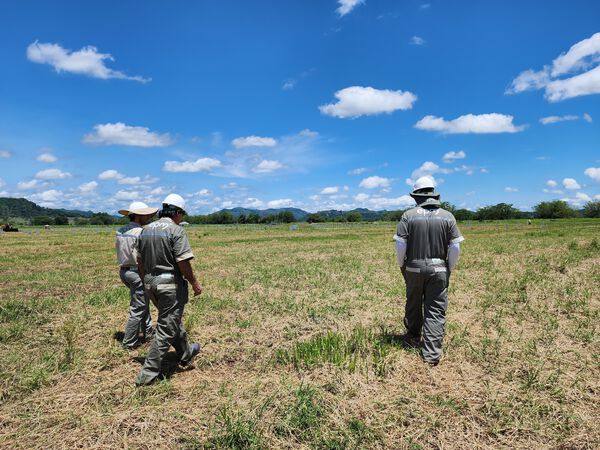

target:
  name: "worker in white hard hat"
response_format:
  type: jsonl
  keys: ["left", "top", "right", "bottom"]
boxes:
{"left": 393, "top": 176, "right": 464, "bottom": 366}
{"left": 116, "top": 201, "right": 159, "bottom": 349}
{"left": 135, "top": 193, "right": 202, "bottom": 385}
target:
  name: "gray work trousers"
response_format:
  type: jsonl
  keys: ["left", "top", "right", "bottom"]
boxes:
{"left": 403, "top": 261, "right": 449, "bottom": 363}
{"left": 136, "top": 273, "right": 193, "bottom": 385}
{"left": 119, "top": 268, "right": 153, "bottom": 348}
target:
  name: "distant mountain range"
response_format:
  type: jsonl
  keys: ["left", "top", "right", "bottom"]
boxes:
{"left": 0, "top": 197, "right": 93, "bottom": 219}
{"left": 219, "top": 206, "right": 388, "bottom": 221}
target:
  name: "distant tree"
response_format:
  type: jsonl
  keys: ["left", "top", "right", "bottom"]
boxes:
{"left": 237, "top": 214, "right": 247, "bottom": 224}
{"left": 475, "top": 203, "right": 521, "bottom": 220}
{"left": 454, "top": 209, "right": 475, "bottom": 221}
{"left": 440, "top": 201, "right": 456, "bottom": 214}
{"left": 90, "top": 213, "right": 115, "bottom": 225}
{"left": 32, "top": 216, "right": 53, "bottom": 226}
{"left": 247, "top": 213, "right": 260, "bottom": 224}
{"left": 54, "top": 216, "right": 68, "bottom": 225}
{"left": 582, "top": 201, "right": 600, "bottom": 218}
{"left": 74, "top": 217, "right": 90, "bottom": 226}
{"left": 534, "top": 200, "right": 577, "bottom": 219}
{"left": 307, "top": 213, "right": 325, "bottom": 223}
{"left": 345, "top": 211, "right": 362, "bottom": 222}
{"left": 383, "top": 210, "right": 405, "bottom": 222}
{"left": 277, "top": 211, "right": 295, "bottom": 223}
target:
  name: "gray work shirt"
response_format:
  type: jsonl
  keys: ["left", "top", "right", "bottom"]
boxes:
{"left": 394, "top": 206, "right": 464, "bottom": 262}
{"left": 136, "top": 217, "right": 194, "bottom": 276}
{"left": 116, "top": 221, "right": 143, "bottom": 267}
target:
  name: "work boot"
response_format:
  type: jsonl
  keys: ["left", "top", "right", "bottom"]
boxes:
{"left": 400, "top": 333, "right": 421, "bottom": 349}
{"left": 180, "top": 342, "right": 201, "bottom": 367}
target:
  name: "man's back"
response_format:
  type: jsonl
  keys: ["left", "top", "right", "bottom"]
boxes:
{"left": 396, "top": 206, "right": 462, "bottom": 261}
{"left": 137, "top": 217, "right": 193, "bottom": 276}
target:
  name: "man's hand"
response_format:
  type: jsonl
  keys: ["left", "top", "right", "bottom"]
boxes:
{"left": 191, "top": 281, "right": 202, "bottom": 296}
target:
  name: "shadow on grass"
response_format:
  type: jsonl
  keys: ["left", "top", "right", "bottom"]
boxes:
{"left": 132, "top": 351, "right": 187, "bottom": 380}
{"left": 376, "top": 329, "right": 420, "bottom": 352}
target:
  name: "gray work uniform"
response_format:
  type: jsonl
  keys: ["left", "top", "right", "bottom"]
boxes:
{"left": 116, "top": 222, "right": 153, "bottom": 348}
{"left": 135, "top": 217, "right": 195, "bottom": 385}
{"left": 395, "top": 205, "right": 464, "bottom": 363}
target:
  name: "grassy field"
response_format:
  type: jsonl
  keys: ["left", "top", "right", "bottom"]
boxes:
{"left": 1, "top": 220, "right": 599, "bottom": 449}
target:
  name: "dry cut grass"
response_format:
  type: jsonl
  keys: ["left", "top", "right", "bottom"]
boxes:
{"left": 0, "top": 220, "right": 599, "bottom": 449}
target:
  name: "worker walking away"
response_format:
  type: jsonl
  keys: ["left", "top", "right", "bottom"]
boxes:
{"left": 394, "top": 176, "right": 464, "bottom": 366}
{"left": 135, "top": 193, "right": 202, "bottom": 386}
{"left": 116, "top": 201, "right": 158, "bottom": 349}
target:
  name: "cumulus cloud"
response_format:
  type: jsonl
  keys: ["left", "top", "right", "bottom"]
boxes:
{"left": 415, "top": 113, "right": 525, "bottom": 134}
{"left": 411, "top": 36, "right": 426, "bottom": 45}
{"left": 505, "top": 186, "right": 518, "bottom": 192}
{"left": 114, "top": 190, "right": 140, "bottom": 201}
{"left": 0, "top": 150, "right": 12, "bottom": 158}
{"left": 320, "top": 186, "right": 339, "bottom": 195}
{"left": 163, "top": 157, "right": 221, "bottom": 173}
{"left": 27, "top": 41, "right": 149, "bottom": 82}
{"left": 354, "top": 193, "right": 414, "bottom": 209}
{"left": 35, "top": 168, "right": 72, "bottom": 180}
{"left": 243, "top": 198, "right": 265, "bottom": 208}
{"left": 575, "top": 192, "right": 591, "bottom": 202}
{"left": 584, "top": 167, "right": 600, "bottom": 182}
{"left": 252, "top": 160, "right": 285, "bottom": 173}
{"left": 37, "top": 152, "right": 57, "bottom": 162}
{"left": 231, "top": 135, "right": 277, "bottom": 148}
{"left": 319, "top": 86, "right": 417, "bottom": 119}
{"left": 359, "top": 176, "right": 392, "bottom": 189}
{"left": 336, "top": 0, "right": 364, "bottom": 16}
{"left": 442, "top": 150, "right": 466, "bottom": 163}
{"left": 78, "top": 181, "right": 98, "bottom": 193}
{"left": 17, "top": 180, "right": 40, "bottom": 190}
{"left": 507, "top": 32, "right": 600, "bottom": 102}
{"left": 348, "top": 167, "right": 368, "bottom": 175}
{"left": 32, "top": 189, "right": 62, "bottom": 203}
{"left": 543, "top": 188, "right": 564, "bottom": 195}
{"left": 98, "top": 169, "right": 124, "bottom": 180}
{"left": 405, "top": 161, "right": 453, "bottom": 186}
{"left": 118, "top": 175, "right": 158, "bottom": 185}
{"left": 82, "top": 122, "right": 173, "bottom": 147}
{"left": 267, "top": 199, "right": 293, "bottom": 208}
{"left": 546, "top": 179, "right": 558, "bottom": 187}
{"left": 562, "top": 178, "right": 581, "bottom": 190}
{"left": 539, "top": 115, "right": 579, "bottom": 125}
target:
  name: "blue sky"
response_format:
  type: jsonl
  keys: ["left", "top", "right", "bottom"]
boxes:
{"left": 0, "top": 0, "right": 599, "bottom": 214}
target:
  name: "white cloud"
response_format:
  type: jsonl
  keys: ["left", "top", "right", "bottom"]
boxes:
{"left": 231, "top": 136, "right": 277, "bottom": 148}
{"left": 505, "top": 186, "right": 518, "bottom": 192}
{"left": 118, "top": 175, "right": 158, "bottom": 185}
{"left": 415, "top": 113, "right": 525, "bottom": 134}
{"left": 0, "top": 150, "right": 12, "bottom": 158}
{"left": 37, "top": 152, "right": 58, "bottom": 162}
{"left": 406, "top": 161, "right": 453, "bottom": 185}
{"left": 336, "top": 0, "right": 364, "bottom": 16}
{"left": 221, "top": 182, "right": 245, "bottom": 190}
{"left": 507, "top": 32, "right": 600, "bottom": 102}
{"left": 163, "top": 157, "right": 221, "bottom": 173}
{"left": 98, "top": 169, "right": 124, "bottom": 180}
{"left": 319, "top": 86, "right": 417, "bottom": 119}
{"left": 348, "top": 167, "right": 368, "bottom": 175}
{"left": 584, "top": 167, "right": 600, "bottom": 182}
{"left": 411, "top": 36, "right": 426, "bottom": 45}
{"left": 320, "top": 186, "right": 339, "bottom": 195}
{"left": 299, "top": 129, "right": 319, "bottom": 138}
{"left": 420, "top": 3, "right": 431, "bottom": 9}
{"left": 442, "top": 150, "right": 466, "bottom": 163}
{"left": 78, "top": 181, "right": 98, "bottom": 193}
{"left": 267, "top": 199, "right": 293, "bottom": 208}
{"left": 26, "top": 41, "right": 149, "bottom": 82}
{"left": 539, "top": 115, "right": 579, "bottom": 125}
{"left": 355, "top": 194, "right": 414, "bottom": 209}
{"left": 546, "top": 179, "right": 558, "bottom": 187}
{"left": 359, "top": 176, "right": 392, "bottom": 189}
{"left": 35, "top": 168, "right": 72, "bottom": 180}
{"left": 583, "top": 113, "right": 593, "bottom": 123}
{"left": 543, "top": 188, "right": 564, "bottom": 195}
{"left": 114, "top": 190, "right": 140, "bottom": 201}
{"left": 252, "top": 160, "right": 285, "bottom": 173}
{"left": 17, "top": 180, "right": 40, "bottom": 190}
{"left": 82, "top": 122, "right": 173, "bottom": 147}
{"left": 32, "top": 189, "right": 62, "bottom": 202}
{"left": 562, "top": 178, "right": 581, "bottom": 190}
{"left": 575, "top": 192, "right": 591, "bottom": 202}
{"left": 243, "top": 198, "right": 265, "bottom": 208}
{"left": 354, "top": 193, "right": 370, "bottom": 202}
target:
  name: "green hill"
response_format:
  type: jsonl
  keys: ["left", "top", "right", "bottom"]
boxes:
{"left": 0, "top": 197, "right": 93, "bottom": 221}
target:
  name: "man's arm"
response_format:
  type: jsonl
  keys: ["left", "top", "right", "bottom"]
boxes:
{"left": 177, "top": 259, "right": 202, "bottom": 296}
{"left": 137, "top": 256, "right": 145, "bottom": 280}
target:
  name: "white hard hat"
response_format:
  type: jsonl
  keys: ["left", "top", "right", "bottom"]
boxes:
{"left": 118, "top": 201, "right": 158, "bottom": 216}
{"left": 413, "top": 176, "right": 436, "bottom": 191}
{"left": 162, "top": 193, "right": 186, "bottom": 212}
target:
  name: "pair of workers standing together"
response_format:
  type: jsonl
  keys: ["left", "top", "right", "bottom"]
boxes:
{"left": 116, "top": 176, "right": 462, "bottom": 385}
